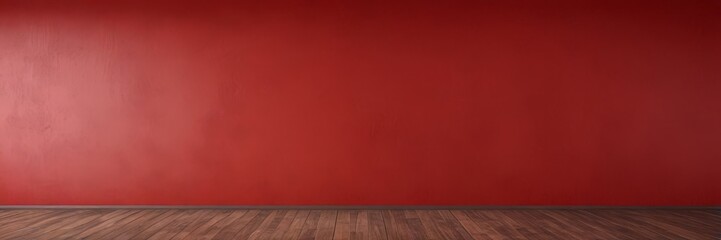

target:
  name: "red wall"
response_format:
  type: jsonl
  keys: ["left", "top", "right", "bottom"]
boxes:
{"left": 1, "top": 0, "right": 720, "bottom": 205}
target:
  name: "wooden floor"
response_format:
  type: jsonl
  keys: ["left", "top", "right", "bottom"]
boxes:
{"left": 0, "top": 209, "right": 718, "bottom": 239}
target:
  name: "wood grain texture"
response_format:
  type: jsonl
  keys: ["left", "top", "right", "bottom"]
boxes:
{"left": 0, "top": 209, "right": 718, "bottom": 239}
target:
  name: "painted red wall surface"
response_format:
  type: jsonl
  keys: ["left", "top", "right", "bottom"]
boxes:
{"left": 1, "top": 1, "right": 720, "bottom": 205}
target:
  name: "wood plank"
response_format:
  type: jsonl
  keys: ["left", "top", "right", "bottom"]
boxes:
{"left": 102, "top": 210, "right": 172, "bottom": 239}
{"left": 188, "top": 210, "right": 247, "bottom": 240}
{"left": 383, "top": 210, "right": 419, "bottom": 240}
{"left": 529, "top": 210, "right": 584, "bottom": 239}
{"left": 348, "top": 210, "right": 387, "bottom": 240}
{"left": 584, "top": 210, "right": 668, "bottom": 239}
{"left": 32, "top": 209, "right": 117, "bottom": 240}
{"left": 298, "top": 210, "right": 322, "bottom": 239}
{"left": 367, "top": 210, "right": 388, "bottom": 240}
{"left": 130, "top": 209, "right": 185, "bottom": 239}
{"left": 416, "top": 210, "right": 441, "bottom": 239}
{"left": 0, "top": 209, "right": 719, "bottom": 239}
{"left": 622, "top": 210, "right": 710, "bottom": 239}
{"left": 468, "top": 210, "right": 528, "bottom": 239}
{"left": 350, "top": 210, "right": 367, "bottom": 240}
{"left": 315, "top": 210, "right": 338, "bottom": 239}
{"left": 262, "top": 210, "right": 298, "bottom": 239}
{"left": 246, "top": 210, "right": 282, "bottom": 239}
{"left": 563, "top": 210, "right": 626, "bottom": 239}
{"left": 212, "top": 210, "right": 261, "bottom": 239}
{"left": 147, "top": 210, "right": 204, "bottom": 240}
{"left": 498, "top": 210, "right": 566, "bottom": 239}
{"left": 451, "top": 210, "right": 499, "bottom": 240}
{"left": 280, "top": 210, "right": 311, "bottom": 239}
{"left": 86, "top": 210, "right": 151, "bottom": 239}
{"left": 176, "top": 210, "right": 233, "bottom": 239}
{"left": 438, "top": 210, "right": 474, "bottom": 239}
{"left": 381, "top": 210, "right": 398, "bottom": 240}
{"left": 54, "top": 210, "right": 131, "bottom": 239}
{"left": 0, "top": 210, "right": 57, "bottom": 233}
{"left": 231, "top": 210, "right": 273, "bottom": 239}
{"left": 333, "top": 210, "right": 351, "bottom": 240}
{"left": 0, "top": 210, "right": 55, "bottom": 226}
{"left": 0, "top": 210, "right": 90, "bottom": 239}
{"left": 5, "top": 210, "right": 100, "bottom": 239}
{"left": 403, "top": 210, "right": 429, "bottom": 239}
{"left": 71, "top": 210, "right": 139, "bottom": 239}
{"left": 170, "top": 210, "right": 226, "bottom": 240}
{"left": 0, "top": 210, "right": 38, "bottom": 220}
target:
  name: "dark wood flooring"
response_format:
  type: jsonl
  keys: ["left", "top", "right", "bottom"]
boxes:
{"left": 0, "top": 209, "right": 718, "bottom": 239}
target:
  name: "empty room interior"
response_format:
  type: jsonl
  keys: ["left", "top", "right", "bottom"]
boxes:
{"left": 1, "top": 0, "right": 720, "bottom": 239}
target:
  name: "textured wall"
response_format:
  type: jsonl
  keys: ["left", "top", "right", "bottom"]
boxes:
{"left": 1, "top": 1, "right": 720, "bottom": 205}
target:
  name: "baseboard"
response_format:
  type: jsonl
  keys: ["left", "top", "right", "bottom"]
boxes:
{"left": 1, "top": 205, "right": 718, "bottom": 210}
